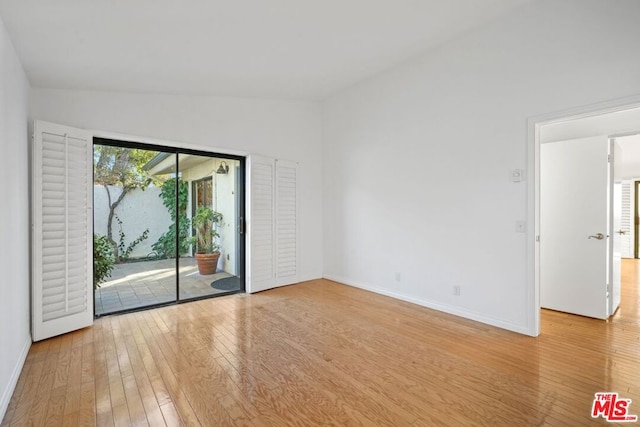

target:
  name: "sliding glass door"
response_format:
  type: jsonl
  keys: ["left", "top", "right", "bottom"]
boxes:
{"left": 178, "top": 155, "right": 243, "bottom": 300}
{"left": 93, "top": 139, "right": 244, "bottom": 316}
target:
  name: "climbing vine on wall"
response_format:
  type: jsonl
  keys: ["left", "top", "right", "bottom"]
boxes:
{"left": 151, "top": 178, "right": 190, "bottom": 258}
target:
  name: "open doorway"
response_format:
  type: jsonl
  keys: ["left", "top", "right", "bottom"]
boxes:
{"left": 93, "top": 138, "right": 245, "bottom": 316}
{"left": 533, "top": 100, "right": 640, "bottom": 334}
{"left": 611, "top": 135, "right": 640, "bottom": 260}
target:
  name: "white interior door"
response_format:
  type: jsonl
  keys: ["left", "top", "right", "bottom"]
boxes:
{"left": 540, "top": 135, "right": 610, "bottom": 319}
{"left": 32, "top": 121, "right": 93, "bottom": 341}
{"left": 611, "top": 182, "right": 622, "bottom": 315}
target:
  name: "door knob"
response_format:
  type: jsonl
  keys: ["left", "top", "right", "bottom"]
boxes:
{"left": 617, "top": 229, "right": 626, "bottom": 235}
{"left": 588, "top": 233, "right": 605, "bottom": 240}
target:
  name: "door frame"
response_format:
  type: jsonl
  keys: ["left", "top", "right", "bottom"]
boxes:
{"left": 92, "top": 134, "right": 247, "bottom": 316}
{"left": 528, "top": 95, "right": 640, "bottom": 336}
{"left": 635, "top": 181, "right": 640, "bottom": 259}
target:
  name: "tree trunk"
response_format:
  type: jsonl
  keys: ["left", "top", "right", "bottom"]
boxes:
{"left": 104, "top": 184, "right": 130, "bottom": 262}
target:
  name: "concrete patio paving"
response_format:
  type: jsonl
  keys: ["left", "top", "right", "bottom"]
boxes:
{"left": 95, "top": 257, "right": 241, "bottom": 315}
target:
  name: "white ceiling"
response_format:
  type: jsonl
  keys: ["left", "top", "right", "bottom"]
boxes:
{"left": 0, "top": 0, "right": 533, "bottom": 100}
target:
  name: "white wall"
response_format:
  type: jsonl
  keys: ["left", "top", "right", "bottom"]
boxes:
{"left": 322, "top": 0, "right": 640, "bottom": 335}
{"left": 93, "top": 185, "right": 171, "bottom": 259}
{"left": 29, "top": 89, "right": 324, "bottom": 281}
{"left": 0, "top": 15, "right": 31, "bottom": 420}
{"left": 615, "top": 135, "right": 640, "bottom": 181}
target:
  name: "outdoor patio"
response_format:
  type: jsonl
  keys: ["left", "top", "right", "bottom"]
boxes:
{"left": 95, "top": 257, "right": 240, "bottom": 315}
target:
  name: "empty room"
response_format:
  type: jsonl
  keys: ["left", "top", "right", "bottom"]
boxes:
{"left": 1, "top": 0, "right": 640, "bottom": 425}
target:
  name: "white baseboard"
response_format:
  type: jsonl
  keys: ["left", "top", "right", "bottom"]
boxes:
{"left": 247, "top": 274, "right": 321, "bottom": 293}
{"left": 323, "top": 274, "right": 533, "bottom": 336}
{"left": 297, "top": 273, "right": 322, "bottom": 283}
{"left": 0, "top": 336, "right": 31, "bottom": 421}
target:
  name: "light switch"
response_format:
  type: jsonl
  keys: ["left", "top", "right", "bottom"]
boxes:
{"left": 516, "top": 221, "right": 526, "bottom": 233}
{"left": 511, "top": 169, "right": 524, "bottom": 182}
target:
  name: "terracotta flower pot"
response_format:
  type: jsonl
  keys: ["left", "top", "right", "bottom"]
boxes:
{"left": 195, "top": 252, "right": 220, "bottom": 275}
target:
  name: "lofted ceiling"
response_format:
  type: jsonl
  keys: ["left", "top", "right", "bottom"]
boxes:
{"left": 0, "top": 0, "right": 533, "bottom": 100}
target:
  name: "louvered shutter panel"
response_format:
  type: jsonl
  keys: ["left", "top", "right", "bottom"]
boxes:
{"left": 275, "top": 160, "right": 298, "bottom": 284}
{"left": 247, "top": 156, "right": 299, "bottom": 293}
{"left": 248, "top": 156, "right": 276, "bottom": 292}
{"left": 621, "top": 181, "right": 633, "bottom": 258}
{"left": 33, "top": 121, "right": 93, "bottom": 341}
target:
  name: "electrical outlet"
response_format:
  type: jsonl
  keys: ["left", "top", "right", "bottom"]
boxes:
{"left": 395, "top": 272, "right": 401, "bottom": 282}
{"left": 453, "top": 285, "right": 461, "bottom": 296}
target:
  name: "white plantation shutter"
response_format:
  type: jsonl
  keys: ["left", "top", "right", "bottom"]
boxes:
{"left": 275, "top": 160, "right": 298, "bottom": 281}
{"left": 33, "top": 121, "right": 93, "bottom": 341}
{"left": 248, "top": 156, "right": 276, "bottom": 291}
{"left": 247, "top": 156, "right": 298, "bottom": 293}
{"left": 621, "top": 181, "right": 633, "bottom": 258}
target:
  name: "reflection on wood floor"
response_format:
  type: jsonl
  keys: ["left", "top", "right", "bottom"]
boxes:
{"left": 3, "top": 260, "right": 639, "bottom": 426}
{"left": 95, "top": 258, "right": 237, "bottom": 315}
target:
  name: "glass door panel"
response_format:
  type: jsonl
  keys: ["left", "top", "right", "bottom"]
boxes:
{"left": 93, "top": 144, "right": 178, "bottom": 315}
{"left": 178, "top": 154, "right": 243, "bottom": 300}
{"left": 93, "top": 141, "right": 244, "bottom": 315}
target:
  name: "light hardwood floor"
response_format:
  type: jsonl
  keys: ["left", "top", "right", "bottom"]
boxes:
{"left": 3, "top": 260, "right": 640, "bottom": 426}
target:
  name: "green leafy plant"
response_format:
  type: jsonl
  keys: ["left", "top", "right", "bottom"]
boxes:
{"left": 115, "top": 215, "right": 149, "bottom": 262}
{"left": 94, "top": 234, "right": 115, "bottom": 289}
{"left": 152, "top": 178, "right": 190, "bottom": 258}
{"left": 188, "top": 206, "right": 223, "bottom": 254}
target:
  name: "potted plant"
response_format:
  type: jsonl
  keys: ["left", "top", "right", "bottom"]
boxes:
{"left": 189, "top": 206, "right": 224, "bottom": 275}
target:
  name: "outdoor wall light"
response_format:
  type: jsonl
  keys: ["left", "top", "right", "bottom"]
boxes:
{"left": 216, "top": 161, "right": 230, "bottom": 175}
